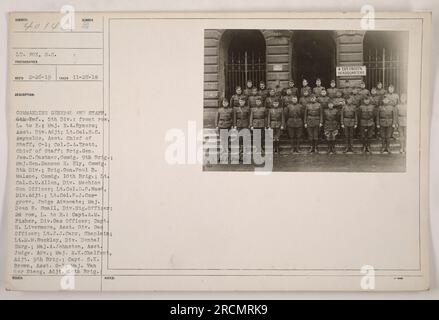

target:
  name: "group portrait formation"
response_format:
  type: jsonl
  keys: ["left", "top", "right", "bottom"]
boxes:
{"left": 214, "top": 78, "right": 407, "bottom": 161}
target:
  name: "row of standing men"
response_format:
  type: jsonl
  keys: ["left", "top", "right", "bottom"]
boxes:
{"left": 215, "top": 78, "right": 407, "bottom": 155}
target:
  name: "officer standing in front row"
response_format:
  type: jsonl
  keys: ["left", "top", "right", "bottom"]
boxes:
{"left": 358, "top": 97, "right": 375, "bottom": 154}
{"left": 340, "top": 97, "right": 358, "bottom": 153}
{"left": 323, "top": 102, "right": 340, "bottom": 154}
{"left": 304, "top": 94, "right": 323, "bottom": 153}
{"left": 284, "top": 95, "right": 304, "bottom": 154}
{"left": 215, "top": 98, "right": 234, "bottom": 161}
{"left": 250, "top": 96, "right": 268, "bottom": 152}
{"left": 233, "top": 97, "right": 250, "bottom": 160}
{"left": 267, "top": 100, "right": 285, "bottom": 154}
{"left": 376, "top": 97, "right": 397, "bottom": 153}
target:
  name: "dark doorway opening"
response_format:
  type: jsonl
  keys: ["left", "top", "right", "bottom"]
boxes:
{"left": 222, "top": 30, "right": 266, "bottom": 99}
{"left": 292, "top": 31, "right": 336, "bottom": 88}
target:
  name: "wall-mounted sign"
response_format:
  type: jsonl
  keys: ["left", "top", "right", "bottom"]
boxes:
{"left": 336, "top": 65, "right": 366, "bottom": 77}
{"left": 273, "top": 64, "right": 283, "bottom": 71}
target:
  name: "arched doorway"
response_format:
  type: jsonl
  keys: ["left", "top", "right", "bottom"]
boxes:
{"left": 363, "top": 31, "right": 408, "bottom": 93}
{"left": 219, "top": 30, "right": 266, "bottom": 99}
{"left": 292, "top": 31, "right": 336, "bottom": 88}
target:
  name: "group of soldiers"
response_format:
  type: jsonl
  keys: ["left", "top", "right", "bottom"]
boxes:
{"left": 215, "top": 78, "right": 407, "bottom": 156}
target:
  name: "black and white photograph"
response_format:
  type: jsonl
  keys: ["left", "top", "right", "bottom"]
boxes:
{"left": 203, "top": 29, "right": 409, "bottom": 172}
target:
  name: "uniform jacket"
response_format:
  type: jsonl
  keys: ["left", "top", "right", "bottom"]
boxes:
{"left": 304, "top": 102, "right": 323, "bottom": 127}
{"left": 215, "top": 107, "right": 233, "bottom": 129}
{"left": 281, "top": 86, "right": 299, "bottom": 97}
{"left": 323, "top": 108, "right": 340, "bottom": 131}
{"left": 318, "top": 96, "right": 331, "bottom": 109}
{"left": 300, "top": 86, "right": 312, "bottom": 96}
{"left": 233, "top": 105, "right": 250, "bottom": 129}
{"left": 258, "top": 89, "right": 269, "bottom": 101}
{"left": 299, "top": 96, "right": 310, "bottom": 108}
{"left": 313, "top": 86, "right": 325, "bottom": 97}
{"left": 230, "top": 94, "right": 247, "bottom": 108}
{"left": 384, "top": 93, "right": 400, "bottom": 106}
{"left": 265, "top": 95, "right": 280, "bottom": 109}
{"left": 327, "top": 87, "right": 339, "bottom": 99}
{"left": 284, "top": 103, "right": 304, "bottom": 128}
{"left": 247, "top": 94, "right": 262, "bottom": 108}
{"left": 340, "top": 104, "right": 358, "bottom": 127}
{"left": 282, "top": 95, "right": 297, "bottom": 108}
{"left": 377, "top": 104, "right": 396, "bottom": 127}
{"left": 358, "top": 104, "right": 376, "bottom": 127}
{"left": 268, "top": 107, "right": 285, "bottom": 128}
{"left": 250, "top": 105, "right": 267, "bottom": 128}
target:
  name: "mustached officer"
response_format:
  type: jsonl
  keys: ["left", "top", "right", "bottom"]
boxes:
{"left": 340, "top": 97, "right": 358, "bottom": 153}
{"left": 358, "top": 96, "right": 375, "bottom": 153}
{"left": 304, "top": 94, "right": 323, "bottom": 153}
{"left": 395, "top": 93, "right": 407, "bottom": 154}
{"left": 331, "top": 90, "right": 345, "bottom": 110}
{"left": 323, "top": 102, "right": 340, "bottom": 154}
{"left": 284, "top": 95, "right": 304, "bottom": 154}
{"left": 230, "top": 86, "right": 246, "bottom": 108}
{"left": 376, "top": 97, "right": 397, "bottom": 153}
{"left": 267, "top": 100, "right": 285, "bottom": 154}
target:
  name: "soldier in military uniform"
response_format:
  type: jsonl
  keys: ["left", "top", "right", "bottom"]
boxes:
{"left": 230, "top": 86, "right": 246, "bottom": 108}
{"left": 299, "top": 89, "right": 311, "bottom": 109}
{"left": 358, "top": 81, "right": 370, "bottom": 101}
{"left": 264, "top": 88, "right": 279, "bottom": 109}
{"left": 376, "top": 81, "right": 386, "bottom": 98}
{"left": 233, "top": 96, "right": 251, "bottom": 160}
{"left": 284, "top": 95, "right": 304, "bottom": 153}
{"left": 267, "top": 100, "right": 285, "bottom": 154}
{"left": 282, "top": 88, "right": 296, "bottom": 109}
{"left": 340, "top": 97, "right": 358, "bottom": 153}
{"left": 243, "top": 79, "right": 254, "bottom": 96}
{"left": 250, "top": 96, "right": 268, "bottom": 152}
{"left": 247, "top": 87, "right": 260, "bottom": 109}
{"left": 395, "top": 93, "right": 407, "bottom": 154}
{"left": 323, "top": 102, "right": 340, "bottom": 154}
{"left": 282, "top": 80, "right": 299, "bottom": 97}
{"left": 327, "top": 79, "right": 339, "bottom": 99}
{"left": 331, "top": 90, "right": 345, "bottom": 110}
{"left": 377, "top": 97, "right": 397, "bottom": 153}
{"left": 215, "top": 98, "right": 234, "bottom": 161}
{"left": 318, "top": 88, "right": 330, "bottom": 109}
{"left": 304, "top": 94, "right": 323, "bottom": 153}
{"left": 358, "top": 96, "right": 376, "bottom": 153}
{"left": 384, "top": 84, "right": 399, "bottom": 107}
{"left": 258, "top": 81, "right": 269, "bottom": 101}
{"left": 341, "top": 80, "right": 353, "bottom": 98}
{"left": 313, "top": 78, "right": 325, "bottom": 97}
{"left": 301, "top": 79, "right": 311, "bottom": 97}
